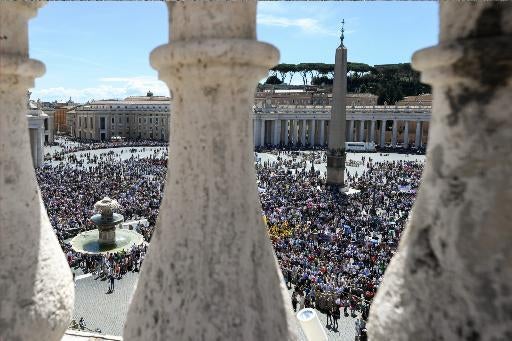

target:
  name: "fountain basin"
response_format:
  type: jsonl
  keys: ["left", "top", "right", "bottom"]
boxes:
{"left": 70, "top": 228, "right": 145, "bottom": 254}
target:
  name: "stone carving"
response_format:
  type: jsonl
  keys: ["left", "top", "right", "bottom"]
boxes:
{"left": 124, "top": 2, "right": 296, "bottom": 340}
{"left": 368, "top": 2, "right": 512, "bottom": 340}
{"left": 0, "top": 2, "right": 74, "bottom": 340}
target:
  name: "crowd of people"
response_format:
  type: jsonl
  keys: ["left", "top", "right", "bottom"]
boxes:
{"left": 258, "top": 150, "right": 423, "bottom": 335}
{"left": 46, "top": 137, "right": 167, "bottom": 161}
{"left": 36, "top": 144, "right": 167, "bottom": 280}
{"left": 37, "top": 138, "right": 425, "bottom": 337}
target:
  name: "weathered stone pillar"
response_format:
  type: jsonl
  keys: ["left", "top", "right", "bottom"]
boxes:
{"left": 403, "top": 120, "right": 409, "bottom": 147}
{"left": 369, "top": 3, "right": 512, "bottom": 340}
{"left": 370, "top": 120, "right": 376, "bottom": 143}
{"left": 380, "top": 119, "right": 386, "bottom": 146}
{"left": 391, "top": 119, "right": 398, "bottom": 147}
{"left": 0, "top": 2, "right": 74, "bottom": 340}
{"left": 124, "top": 2, "right": 295, "bottom": 340}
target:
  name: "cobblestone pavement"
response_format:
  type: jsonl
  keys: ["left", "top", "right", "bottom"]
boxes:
{"left": 73, "top": 270, "right": 356, "bottom": 340}
{"left": 72, "top": 270, "right": 138, "bottom": 336}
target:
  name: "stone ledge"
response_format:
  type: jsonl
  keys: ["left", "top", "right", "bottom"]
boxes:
{"left": 62, "top": 330, "right": 122, "bottom": 341}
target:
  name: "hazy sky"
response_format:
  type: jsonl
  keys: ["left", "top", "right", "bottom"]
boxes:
{"left": 29, "top": 1, "right": 438, "bottom": 102}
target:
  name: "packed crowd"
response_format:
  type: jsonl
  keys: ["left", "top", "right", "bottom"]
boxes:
{"left": 257, "top": 150, "right": 423, "bottom": 336}
{"left": 36, "top": 145, "right": 167, "bottom": 279}
{"left": 37, "top": 139, "right": 424, "bottom": 337}
{"left": 46, "top": 137, "right": 167, "bottom": 161}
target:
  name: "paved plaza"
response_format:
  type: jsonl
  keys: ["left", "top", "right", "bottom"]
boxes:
{"left": 71, "top": 268, "right": 356, "bottom": 340}
{"left": 49, "top": 140, "right": 424, "bottom": 340}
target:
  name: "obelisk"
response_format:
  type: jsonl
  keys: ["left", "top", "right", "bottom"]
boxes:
{"left": 326, "top": 20, "right": 347, "bottom": 187}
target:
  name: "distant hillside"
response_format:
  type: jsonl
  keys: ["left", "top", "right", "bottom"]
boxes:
{"left": 264, "top": 62, "right": 431, "bottom": 105}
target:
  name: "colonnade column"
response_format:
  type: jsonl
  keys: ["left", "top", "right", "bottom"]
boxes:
{"left": 124, "top": 3, "right": 295, "bottom": 339}
{"left": 281, "top": 119, "right": 288, "bottom": 145}
{"left": 380, "top": 119, "right": 387, "bottom": 146}
{"left": 260, "top": 119, "right": 266, "bottom": 146}
{"left": 300, "top": 119, "right": 307, "bottom": 146}
{"left": 403, "top": 121, "right": 409, "bottom": 148}
{"left": 359, "top": 120, "right": 366, "bottom": 142}
{"left": 391, "top": 119, "right": 398, "bottom": 147}
{"left": 36, "top": 125, "right": 44, "bottom": 167}
{"left": 291, "top": 120, "right": 298, "bottom": 145}
{"left": 348, "top": 120, "right": 354, "bottom": 142}
{"left": 415, "top": 121, "right": 422, "bottom": 147}
{"left": 308, "top": 119, "right": 316, "bottom": 146}
{"left": 370, "top": 120, "right": 376, "bottom": 143}
{"left": 0, "top": 2, "right": 74, "bottom": 340}
{"left": 272, "top": 119, "right": 281, "bottom": 146}
{"left": 253, "top": 119, "right": 260, "bottom": 146}
{"left": 319, "top": 120, "right": 325, "bottom": 145}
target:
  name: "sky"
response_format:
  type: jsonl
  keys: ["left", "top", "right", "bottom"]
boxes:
{"left": 28, "top": 1, "right": 438, "bottom": 103}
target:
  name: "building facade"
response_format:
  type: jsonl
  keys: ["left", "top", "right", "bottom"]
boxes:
{"left": 254, "top": 88, "right": 378, "bottom": 107}
{"left": 68, "top": 90, "right": 429, "bottom": 147}
{"left": 71, "top": 93, "right": 171, "bottom": 141}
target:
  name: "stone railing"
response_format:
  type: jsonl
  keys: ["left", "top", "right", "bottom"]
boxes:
{"left": 1, "top": 1, "right": 510, "bottom": 341}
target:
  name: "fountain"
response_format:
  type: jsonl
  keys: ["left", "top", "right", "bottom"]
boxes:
{"left": 91, "top": 197, "right": 123, "bottom": 245}
{"left": 70, "top": 197, "right": 144, "bottom": 254}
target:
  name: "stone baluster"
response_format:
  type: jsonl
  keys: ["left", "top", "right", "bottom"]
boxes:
{"left": 369, "top": 2, "right": 512, "bottom": 340}
{"left": 0, "top": 2, "right": 74, "bottom": 340}
{"left": 124, "top": 2, "right": 295, "bottom": 340}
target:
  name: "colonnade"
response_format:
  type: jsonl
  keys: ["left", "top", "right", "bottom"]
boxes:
{"left": 254, "top": 119, "right": 328, "bottom": 147}
{"left": 345, "top": 119, "right": 428, "bottom": 147}
{"left": 253, "top": 117, "right": 429, "bottom": 148}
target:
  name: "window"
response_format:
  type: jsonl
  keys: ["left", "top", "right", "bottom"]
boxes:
{"left": 127, "top": 117, "right": 129, "bottom": 123}
{"left": 138, "top": 117, "right": 141, "bottom": 124}
{"left": 112, "top": 117, "right": 115, "bottom": 124}
{"left": 90, "top": 117, "right": 93, "bottom": 127}
{"left": 150, "top": 118, "right": 153, "bottom": 124}
{"left": 100, "top": 117, "right": 105, "bottom": 130}
{"left": 155, "top": 118, "right": 159, "bottom": 124}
